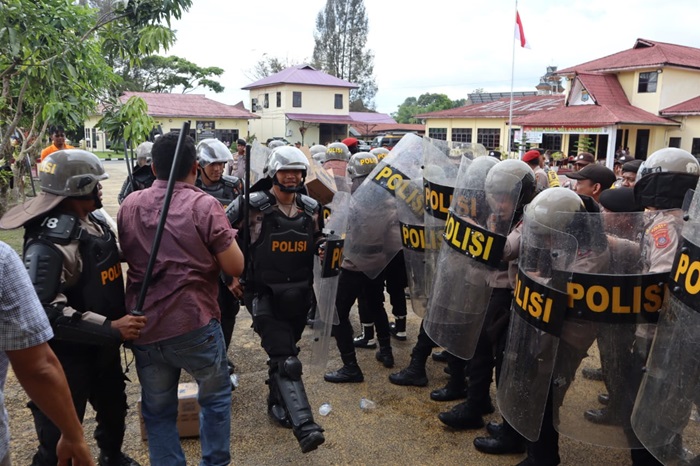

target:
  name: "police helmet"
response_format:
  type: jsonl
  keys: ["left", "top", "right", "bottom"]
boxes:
{"left": 325, "top": 142, "right": 351, "bottom": 162}
{"left": 196, "top": 138, "right": 233, "bottom": 167}
{"left": 268, "top": 139, "right": 287, "bottom": 150}
{"left": 310, "top": 144, "right": 327, "bottom": 156}
{"left": 371, "top": 147, "right": 390, "bottom": 162}
{"left": 265, "top": 146, "right": 309, "bottom": 179}
{"left": 635, "top": 147, "right": 700, "bottom": 209}
{"left": 484, "top": 159, "right": 536, "bottom": 208}
{"left": 525, "top": 187, "right": 585, "bottom": 230}
{"left": 347, "top": 152, "right": 378, "bottom": 179}
{"left": 40, "top": 149, "right": 109, "bottom": 197}
{"left": 637, "top": 147, "right": 700, "bottom": 181}
{"left": 464, "top": 156, "right": 499, "bottom": 189}
{"left": 135, "top": 141, "right": 153, "bottom": 161}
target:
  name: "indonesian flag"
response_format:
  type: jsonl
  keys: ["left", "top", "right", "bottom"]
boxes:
{"left": 515, "top": 11, "right": 530, "bottom": 49}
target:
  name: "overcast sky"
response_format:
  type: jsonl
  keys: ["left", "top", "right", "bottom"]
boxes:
{"left": 165, "top": 0, "right": 700, "bottom": 116}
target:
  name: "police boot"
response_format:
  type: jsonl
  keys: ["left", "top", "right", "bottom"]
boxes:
{"left": 273, "top": 357, "right": 325, "bottom": 453}
{"left": 388, "top": 352, "right": 428, "bottom": 386}
{"left": 437, "top": 398, "right": 495, "bottom": 430}
{"left": 431, "top": 355, "right": 468, "bottom": 401}
{"left": 474, "top": 420, "right": 526, "bottom": 455}
{"left": 375, "top": 340, "right": 395, "bottom": 368}
{"left": 389, "top": 316, "right": 407, "bottom": 341}
{"left": 353, "top": 323, "right": 376, "bottom": 349}
{"left": 98, "top": 452, "right": 141, "bottom": 466}
{"left": 324, "top": 352, "right": 364, "bottom": 383}
{"left": 266, "top": 360, "right": 291, "bottom": 428}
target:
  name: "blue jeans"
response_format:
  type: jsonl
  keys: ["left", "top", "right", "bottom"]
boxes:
{"left": 133, "top": 319, "right": 231, "bottom": 466}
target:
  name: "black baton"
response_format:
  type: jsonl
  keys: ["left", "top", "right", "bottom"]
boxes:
{"left": 131, "top": 121, "right": 191, "bottom": 316}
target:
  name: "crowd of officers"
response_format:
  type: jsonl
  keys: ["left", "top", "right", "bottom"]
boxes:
{"left": 0, "top": 130, "right": 697, "bottom": 466}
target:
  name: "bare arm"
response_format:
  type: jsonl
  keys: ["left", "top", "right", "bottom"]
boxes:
{"left": 216, "top": 239, "right": 244, "bottom": 277}
{"left": 7, "top": 343, "right": 94, "bottom": 466}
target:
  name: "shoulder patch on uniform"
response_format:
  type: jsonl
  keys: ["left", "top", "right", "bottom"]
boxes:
{"left": 650, "top": 222, "right": 671, "bottom": 249}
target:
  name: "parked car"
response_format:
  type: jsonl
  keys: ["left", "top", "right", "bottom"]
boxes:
{"left": 357, "top": 139, "right": 371, "bottom": 152}
{"left": 370, "top": 134, "right": 404, "bottom": 150}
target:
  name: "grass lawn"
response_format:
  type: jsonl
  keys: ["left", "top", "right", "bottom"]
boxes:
{"left": 0, "top": 228, "right": 24, "bottom": 254}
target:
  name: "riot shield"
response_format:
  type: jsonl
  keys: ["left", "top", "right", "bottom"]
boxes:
{"left": 249, "top": 140, "right": 269, "bottom": 186}
{"left": 342, "top": 133, "right": 424, "bottom": 279}
{"left": 553, "top": 211, "right": 668, "bottom": 448}
{"left": 633, "top": 192, "right": 700, "bottom": 463}
{"left": 497, "top": 217, "right": 577, "bottom": 442}
{"left": 422, "top": 159, "right": 518, "bottom": 360}
{"left": 396, "top": 178, "right": 428, "bottom": 316}
{"left": 423, "top": 139, "right": 486, "bottom": 298}
{"left": 309, "top": 191, "right": 351, "bottom": 373}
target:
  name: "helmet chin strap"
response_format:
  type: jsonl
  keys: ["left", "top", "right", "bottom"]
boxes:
{"left": 272, "top": 175, "right": 306, "bottom": 193}
{"left": 200, "top": 165, "right": 217, "bottom": 185}
{"left": 75, "top": 185, "right": 103, "bottom": 209}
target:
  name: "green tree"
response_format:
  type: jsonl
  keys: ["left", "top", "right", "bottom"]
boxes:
{"left": 0, "top": 0, "right": 191, "bottom": 213}
{"left": 312, "top": 0, "right": 377, "bottom": 109}
{"left": 392, "top": 93, "right": 462, "bottom": 124}
{"left": 118, "top": 55, "right": 225, "bottom": 93}
{"left": 97, "top": 95, "right": 156, "bottom": 152}
{"left": 247, "top": 54, "right": 300, "bottom": 81}
{"left": 576, "top": 134, "right": 596, "bottom": 154}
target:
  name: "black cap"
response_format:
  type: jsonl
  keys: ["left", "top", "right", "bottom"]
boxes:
{"left": 622, "top": 159, "right": 642, "bottom": 174}
{"left": 599, "top": 187, "right": 643, "bottom": 212}
{"left": 236, "top": 138, "right": 246, "bottom": 146}
{"left": 567, "top": 164, "right": 617, "bottom": 189}
{"left": 616, "top": 154, "right": 635, "bottom": 164}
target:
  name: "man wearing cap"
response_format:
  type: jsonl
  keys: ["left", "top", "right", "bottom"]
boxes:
{"left": 0, "top": 149, "right": 145, "bottom": 466}
{"left": 619, "top": 159, "right": 643, "bottom": 188}
{"left": 522, "top": 150, "right": 549, "bottom": 193}
{"left": 567, "top": 164, "right": 617, "bottom": 204}
{"left": 228, "top": 138, "right": 248, "bottom": 179}
{"left": 342, "top": 137, "right": 359, "bottom": 155}
{"left": 572, "top": 152, "right": 596, "bottom": 171}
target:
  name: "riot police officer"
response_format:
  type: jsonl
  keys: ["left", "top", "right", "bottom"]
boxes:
{"left": 195, "top": 138, "right": 244, "bottom": 387}
{"left": 323, "top": 142, "right": 351, "bottom": 178}
{"left": 437, "top": 159, "right": 535, "bottom": 437}
{"left": 310, "top": 144, "right": 327, "bottom": 164}
{"left": 226, "top": 146, "right": 325, "bottom": 453}
{"left": 117, "top": 140, "right": 156, "bottom": 204}
{"left": 195, "top": 138, "right": 243, "bottom": 206}
{"left": 325, "top": 152, "right": 397, "bottom": 382}
{"left": 0, "top": 149, "right": 145, "bottom": 466}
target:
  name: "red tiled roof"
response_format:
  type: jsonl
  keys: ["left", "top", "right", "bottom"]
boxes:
{"left": 575, "top": 73, "right": 629, "bottom": 105}
{"left": 368, "top": 123, "right": 424, "bottom": 134}
{"left": 514, "top": 104, "right": 678, "bottom": 127}
{"left": 242, "top": 65, "right": 358, "bottom": 90}
{"left": 416, "top": 95, "right": 564, "bottom": 119}
{"left": 661, "top": 96, "right": 700, "bottom": 115}
{"left": 558, "top": 39, "right": 700, "bottom": 75}
{"left": 349, "top": 112, "right": 396, "bottom": 124}
{"left": 120, "top": 92, "right": 258, "bottom": 119}
{"left": 286, "top": 113, "right": 356, "bottom": 125}
{"left": 286, "top": 112, "right": 398, "bottom": 127}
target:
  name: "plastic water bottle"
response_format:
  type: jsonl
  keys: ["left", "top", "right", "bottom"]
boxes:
{"left": 359, "top": 397, "right": 376, "bottom": 411}
{"left": 318, "top": 403, "right": 332, "bottom": 416}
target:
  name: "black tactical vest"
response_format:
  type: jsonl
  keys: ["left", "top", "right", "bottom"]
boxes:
{"left": 28, "top": 212, "right": 126, "bottom": 321}
{"left": 250, "top": 193, "right": 316, "bottom": 298}
{"left": 197, "top": 175, "right": 242, "bottom": 207}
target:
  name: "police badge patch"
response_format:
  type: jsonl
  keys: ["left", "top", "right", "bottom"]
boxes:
{"left": 650, "top": 222, "right": 670, "bottom": 249}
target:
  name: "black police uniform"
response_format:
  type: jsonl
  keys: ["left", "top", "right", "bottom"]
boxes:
{"left": 196, "top": 174, "right": 243, "bottom": 351}
{"left": 227, "top": 189, "right": 325, "bottom": 451}
{"left": 117, "top": 164, "right": 156, "bottom": 204}
{"left": 23, "top": 211, "right": 129, "bottom": 466}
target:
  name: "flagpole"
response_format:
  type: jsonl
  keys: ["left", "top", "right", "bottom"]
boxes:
{"left": 507, "top": 0, "right": 518, "bottom": 158}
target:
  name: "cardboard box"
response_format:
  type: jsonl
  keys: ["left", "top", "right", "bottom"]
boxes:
{"left": 138, "top": 382, "right": 200, "bottom": 440}
{"left": 300, "top": 147, "right": 337, "bottom": 205}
